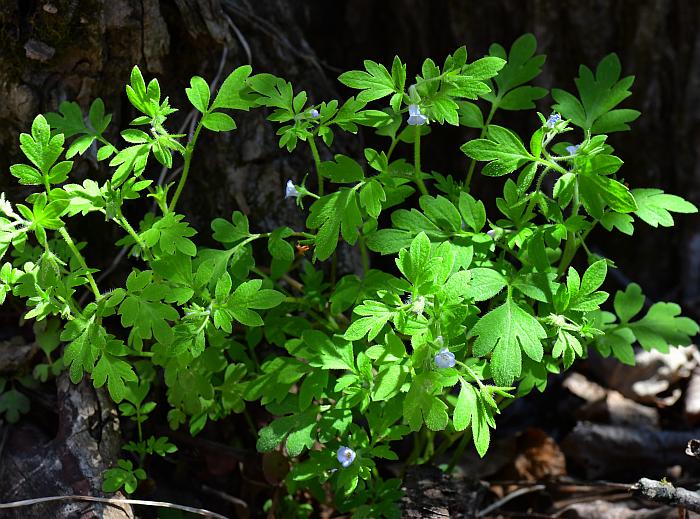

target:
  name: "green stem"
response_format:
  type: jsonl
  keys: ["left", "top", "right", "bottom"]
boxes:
{"left": 557, "top": 178, "right": 581, "bottom": 277}
{"left": 465, "top": 104, "right": 496, "bottom": 191}
{"left": 386, "top": 136, "right": 399, "bottom": 161}
{"left": 413, "top": 125, "right": 428, "bottom": 196}
{"left": 117, "top": 212, "right": 151, "bottom": 260}
{"left": 58, "top": 227, "right": 100, "bottom": 300}
{"left": 446, "top": 426, "right": 472, "bottom": 472}
{"left": 536, "top": 158, "right": 569, "bottom": 176}
{"left": 358, "top": 235, "right": 370, "bottom": 274}
{"left": 308, "top": 135, "right": 324, "bottom": 196}
{"left": 168, "top": 120, "right": 203, "bottom": 212}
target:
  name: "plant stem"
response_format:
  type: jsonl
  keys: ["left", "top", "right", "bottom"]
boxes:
{"left": 58, "top": 227, "right": 102, "bottom": 300}
{"left": 465, "top": 104, "right": 496, "bottom": 191}
{"left": 358, "top": 235, "right": 370, "bottom": 274}
{"left": 308, "top": 135, "right": 324, "bottom": 196}
{"left": 386, "top": 136, "right": 399, "bottom": 161}
{"left": 446, "top": 426, "right": 471, "bottom": 472}
{"left": 168, "top": 120, "right": 203, "bottom": 212}
{"left": 116, "top": 212, "right": 151, "bottom": 260}
{"left": 58, "top": 227, "right": 101, "bottom": 300}
{"left": 413, "top": 125, "right": 428, "bottom": 196}
{"left": 557, "top": 178, "right": 581, "bottom": 277}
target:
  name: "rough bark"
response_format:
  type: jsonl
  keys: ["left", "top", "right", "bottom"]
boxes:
{"left": 0, "top": 373, "right": 133, "bottom": 518}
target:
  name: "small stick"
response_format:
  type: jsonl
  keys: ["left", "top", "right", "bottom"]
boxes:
{"left": 0, "top": 495, "right": 230, "bottom": 519}
{"left": 477, "top": 484, "right": 546, "bottom": 517}
{"left": 201, "top": 485, "right": 248, "bottom": 509}
{"left": 631, "top": 478, "right": 700, "bottom": 513}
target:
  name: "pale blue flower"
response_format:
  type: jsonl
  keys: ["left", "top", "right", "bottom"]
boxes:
{"left": 285, "top": 180, "right": 300, "bottom": 198}
{"left": 407, "top": 104, "right": 428, "bottom": 126}
{"left": 434, "top": 348, "right": 456, "bottom": 369}
{"left": 546, "top": 113, "right": 561, "bottom": 128}
{"left": 309, "top": 109, "right": 320, "bottom": 119}
{"left": 566, "top": 144, "right": 580, "bottom": 155}
{"left": 337, "top": 446, "right": 356, "bottom": 468}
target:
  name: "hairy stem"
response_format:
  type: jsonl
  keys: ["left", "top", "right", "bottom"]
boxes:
{"left": 413, "top": 125, "right": 428, "bottom": 196}
{"left": 168, "top": 120, "right": 203, "bottom": 212}
{"left": 308, "top": 135, "right": 324, "bottom": 196}
{"left": 58, "top": 227, "right": 101, "bottom": 300}
{"left": 465, "top": 104, "right": 496, "bottom": 191}
{"left": 557, "top": 178, "right": 581, "bottom": 277}
{"left": 116, "top": 211, "right": 152, "bottom": 260}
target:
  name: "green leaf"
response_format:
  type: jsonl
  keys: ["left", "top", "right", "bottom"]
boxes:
{"left": 372, "top": 364, "right": 408, "bottom": 401}
{"left": 470, "top": 296, "right": 547, "bottom": 386}
{"left": 458, "top": 192, "right": 486, "bottom": 232}
{"left": 453, "top": 381, "right": 478, "bottom": 431}
{"left": 0, "top": 388, "right": 30, "bottom": 423}
{"left": 102, "top": 459, "right": 146, "bottom": 494}
{"left": 567, "top": 260, "right": 609, "bottom": 312}
{"left": 304, "top": 330, "right": 355, "bottom": 371}
{"left": 485, "top": 33, "right": 547, "bottom": 110}
{"left": 344, "top": 300, "right": 395, "bottom": 341}
{"left": 629, "top": 302, "right": 699, "bottom": 353}
{"left": 119, "top": 270, "right": 179, "bottom": 347}
{"left": 614, "top": 283, "right": 645, "bottom": 323}
{"left": 141, "top": 212, "right": 197, "bottom": 257}
{"left": 579, "top": 168, "right": 638, "bottom": 217}
{"left": 202, "top": 112, "right": 236, "bottom": 132}
{"left": 632, "top": 188, "right": 698, "bottom": 228}
{"left": 212, "top": 65, "right": 253, "bottom": 110}
{"left": 319, "top": 154, "right": 364, "bottom": 183}
{"left": 461, "top": 125, "right": 533, "bottom": 176}
{"left": 211, "top": 210, "right": 251, "bottom": 245}
{"left": 256, "top": 409, "right": 318, "bottom": 455}
{"left": 307, "top": 189, "right": 362, "bottom": 260}
{"left": 359, "top": 180, "right": 386, "bottom": 219}
{"left": 185, "top": 76, "right": 211, "bottom": 113}
{"left": 462, "top": 268, "right": 508, "bottom": 302}
{"left": 458, "top": 101, "right": 484, "bottom": 128}
{"left": 19, "top": 115, "right": 65, "bottom": 177}
{"left": 404, "top": 373, "right": 449, "bottom": 431}
{"left": 9, "top": 164, "right": 43, "bottom": 185}
{"left": 552, "top": 53, "right": 640, "bottom": 133}
{"left": 62, "top": 316, "right": 106, "bottom": 383}
{"left": 338, "top": 59, "right": 397, "bottom": 103}
{"left": 92, "top": 353, "right": 138, "bottom": 402}
{"left": 227, "top": 279, "right": 285, "bottom": 327}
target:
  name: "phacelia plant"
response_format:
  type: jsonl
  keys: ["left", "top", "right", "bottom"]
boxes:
{"left": 0, "top": 34, "right": 697, "bottom": 516}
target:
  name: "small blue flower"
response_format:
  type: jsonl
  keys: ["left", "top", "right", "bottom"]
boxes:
{"left": 285, "top": 179, "right": 300, "bottom": 199}
{"left": 337, "top": 446, "right": 356, "bottom": 468}
{"left": 546, "top": 113, "right": 561, "bottom": 128}
{"left": 434, "top": 348, "right": 456, "bottom": 369}
{"left": 407, "top": 104, "right": 428, "bottom": 126}
{"left": 566, "top": 144, "right": 580, "bottom": 155}
{"left": 309, "top": 109, "right": 320, "bottom": 119}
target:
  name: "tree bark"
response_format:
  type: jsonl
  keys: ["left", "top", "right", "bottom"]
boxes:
{"left": 0, "top": 374, "right": 134, "bottom": 518}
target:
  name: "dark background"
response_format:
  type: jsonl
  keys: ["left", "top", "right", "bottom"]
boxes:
{"left": 0, "top": 0, "right": 698, "bottom": 315}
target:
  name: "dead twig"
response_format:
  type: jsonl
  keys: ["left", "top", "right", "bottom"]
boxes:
{"left": 631, "top": 478, "right": 700, "bottom": 513}
{"left": 477, "top": 484, "right": 546, "bottom": 517}
{"left": 0, "top": 495, "right": 229, "bottom": 519}
{"left": 201, "top": 485, "right": 248, "bottom": 509}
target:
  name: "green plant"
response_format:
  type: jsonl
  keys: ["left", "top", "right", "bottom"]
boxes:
{"left": 0, "top": 33, "right": 697, "bottom": 515}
